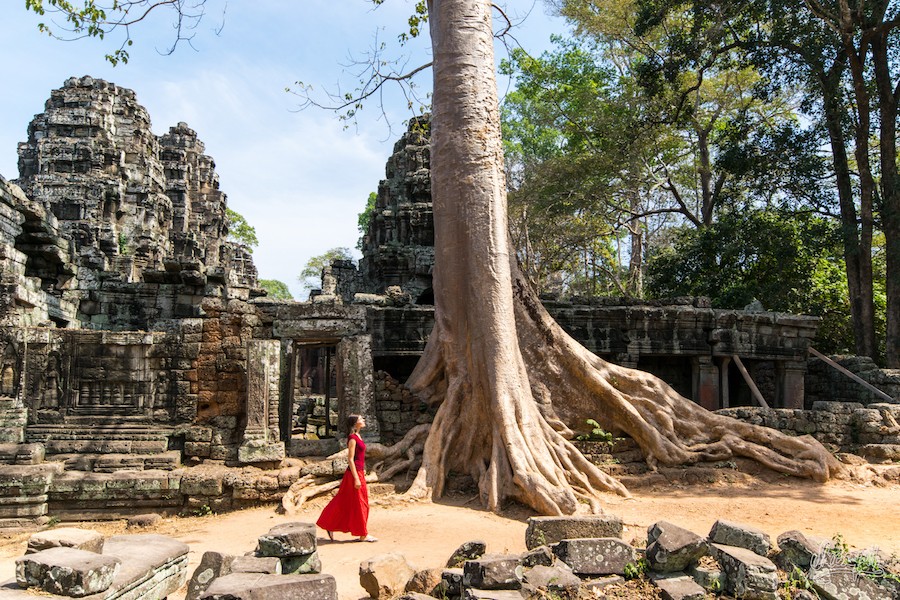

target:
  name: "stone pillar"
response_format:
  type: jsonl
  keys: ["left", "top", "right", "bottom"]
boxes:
{"left": 719, "top": 356, "right": 732, "bottom": 409}
{"left": 239, "top": 340, "right": 285, "bottom": 464}
{"left": 692, "top": 356, "right": 720, "bottom": 411}
{"left": 336, "top": 335, "right": 378, "bottom": 442}
{"left": 776, "top": 360, "right": 806, "bottom": 409}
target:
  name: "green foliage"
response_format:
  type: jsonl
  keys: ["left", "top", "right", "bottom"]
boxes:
{"left": 299, "top": 247, "right": 355, "bottom": 292}
{"left": 357, "top": 192, "right": 377, "bottom": 250}
{"left": 646, "top": 209, "right": 859, "bottom": 353}
{"left": 225, "top": 208, "right": 259, "bottom": 251}
{"left": 623, "top": 558, "right": 648, "bottom": 580}
{"left": 258, "top": 279, "right": 293, "bottom": 300}
{"left": 783, "top": 566, "right": 814, "bottom": 594}
{"left": 576, "top": 419, "right": 614, "bottom": 442}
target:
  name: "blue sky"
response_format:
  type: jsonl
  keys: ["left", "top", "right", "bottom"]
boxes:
{"left": 1, "top": 1, "right": 568, "bottom": 299}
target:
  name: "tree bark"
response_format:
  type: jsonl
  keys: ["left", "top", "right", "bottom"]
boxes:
{"left": 872, "top": 31, "right": 900, "bottom": 366}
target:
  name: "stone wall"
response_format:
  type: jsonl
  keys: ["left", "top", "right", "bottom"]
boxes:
{"left": 806, "top": 355, "right": 900, "bottom": 407}
{"left": 373, "top": 371, "right": 436, "bottom": 444}
{"left": 719, "top": 401, "right": 900, "bottom": 460}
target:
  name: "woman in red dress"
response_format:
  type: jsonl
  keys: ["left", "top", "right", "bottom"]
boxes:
{"left": 316, "top": 414, "right": 377, "bottom": 542}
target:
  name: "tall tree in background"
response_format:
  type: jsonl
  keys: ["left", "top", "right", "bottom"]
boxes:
{"left": 26, "top": 0, "right": 844, "bottom": 515}
{"left": 559, "top": 0, "right": 894, "bottom": 362}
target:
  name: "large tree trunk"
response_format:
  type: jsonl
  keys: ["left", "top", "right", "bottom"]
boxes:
{"left": 398, "top": 0, "right": 842, "bottom": 514}
{"left": 872, "top": 32, "right": 900, "bottom": 367}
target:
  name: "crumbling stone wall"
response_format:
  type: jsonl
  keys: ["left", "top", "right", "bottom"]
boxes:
{"left": 358, "top": 116, "right": 434, "bottom": 303}
{"left": 10, "top": 76, "right": 257, "bottom": 332}
{"left": 806, "top": 355, "right": 900, "bottom": 407}
{"left": 373, "top": 371, "right": 436, "bottom": 444}
{"left": 720, "top": 401, "right": 900, "bottom": 460}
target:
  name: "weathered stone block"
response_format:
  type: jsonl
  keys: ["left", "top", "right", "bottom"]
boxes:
{"left": 775, "top": 530, "right": 826, "bottom": 570}
{"left": 463, "top": 555, "right": 522, "bottom": 590}
{"left": 404, "top": 567, "right": 443, "bottom": 595}
{"left": 27, "top": 528, "right": 104, "bottom": 554}
{"left": 16, "top": 546, "right": 121, "bottom": 597}
{"left": 256, "top": 522, "right": 316, "bottom": 557}
{"left": 230, "top": 556, "right": 281, "bottom": 574}
{"left": 522, "top": 564, "right": 580, "bottom": 598}
{"left": 708, "top": 519, "right": 772, "bottom": 556}
{"left": 553, "top": 538, "right": 637, "bottom": 576}
{"left": 808, "top": 564, "right": 895, "bottom": 600}
{"left": 187, "top": 551, "right": 235, "bottom": 600}
{"left": 437, "top": 568, "right": 464, "bottom": 597}
{"left": 525, "top": 515, "right": 623, "bottom": 549}
{"left": 645, "top": 521, "right": 708, "bottom": 572}
{"left": 711, "top": 543, "right": 778, "bottom": 600}
{"left": 462, "top": 589, "right": 526, "bottom": 599}
{"left": 447, "top": 540, "right": 487, "bottom": 567}
{"left": 520, "top": 545, "right": 553, "bottom": 568}
{"left": 653, "top": 574, "right": 707, "bottom": 600}
{"left": 200, "top": 572, "right": 337, "bottom": 600}
{"left": 359, "top": 552, "right": 416, "bottom": 600}
{"left": 280, "top": 552, "right": 321, "bottom": 575}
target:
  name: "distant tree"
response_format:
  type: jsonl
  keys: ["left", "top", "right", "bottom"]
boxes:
{"left": 299, "top": 247, "right": 355, "bottom": 292}
{"left": 357, "top": 192, "right": 377, "bottom": 250}
{"left": 646, "top": 210, "right": 862, "bottom": 353}
{"left": 258, "top": 279, "right": 293, "bottom": 300}
{"left": 226, "top": 208, "right": 258, "bottom": 251}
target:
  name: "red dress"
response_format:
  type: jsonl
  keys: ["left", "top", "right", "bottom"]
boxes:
{"left": 316, "top": 433, "right": 368, "bottom": 537}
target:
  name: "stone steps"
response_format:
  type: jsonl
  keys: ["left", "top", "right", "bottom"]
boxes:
{"left": 47, "top": 450, "right": 182, "bottom": 472}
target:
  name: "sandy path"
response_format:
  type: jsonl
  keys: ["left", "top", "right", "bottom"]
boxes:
{"left": 1, "top": 480, "right": 898, "bottom": 600}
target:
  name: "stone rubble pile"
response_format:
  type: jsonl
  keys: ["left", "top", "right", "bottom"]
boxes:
{"left": 0, "top": 529, "right": 188, "bottom": 599}
{"left": 2, "top": 513, "right": 899, "bottom": 600}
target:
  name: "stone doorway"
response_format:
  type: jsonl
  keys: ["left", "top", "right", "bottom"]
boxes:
{"left": 284, "top": 341, "right": 339, "bottom": 441}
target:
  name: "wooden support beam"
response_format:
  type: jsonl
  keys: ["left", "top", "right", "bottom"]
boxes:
{"left": 732, "top": 355, "right": 769, "bottom": 409}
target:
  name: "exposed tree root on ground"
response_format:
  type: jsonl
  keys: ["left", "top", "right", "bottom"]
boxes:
{"left": 281, "top": 273, "right": 844, "bottom": 516}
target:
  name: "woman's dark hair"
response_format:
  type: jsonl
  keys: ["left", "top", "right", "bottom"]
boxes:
{"left": 346, "top": 414, "right": 361, "bottom": 435}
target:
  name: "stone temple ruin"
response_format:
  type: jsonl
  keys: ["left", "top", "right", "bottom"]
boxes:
{"left": 0, "top": 77, "right": 898, "bottom": 528}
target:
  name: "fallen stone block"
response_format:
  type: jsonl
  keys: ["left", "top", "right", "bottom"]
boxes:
{"left": 230, "top": 556, "right": 281, "bottom": 575}
{"left": 583, "top": 574, "right": 624, "bottom": 593}
{"left": 200, "top": 572, "right": 337, "bottom": 600}
{"left": 520, "top": 546, "right": 553, "bottom": 568}
{"left": 525, "top": 515, "right": 622, "bottom": 549}
{"left": 808, "top": 563, "right": 895, "bottom": 600}
{"left": 776, "top": 530, "right": 826, "bottom": 570}
{"left": 463, "top": 555, "right": 522, "bottom": 590}
{"left": 405, "top": 568, "right": 443, "bottom": 595}
{"left": 447, "top": 540, "right": 487, "bottom": 567}
{"left": 652, "top": 574, "right": 707, "bottom": 600}
{"left": 256, "top": 522, "right": 316, "bottom": 557}
{"left": 522, "top": 564, "right": 580, "bottom": 598}
{"left": 359, "top": 552, "right": 416, "bottom": 599}
{"left": 708, "top": 520, "right": 772, "bottom": 556}
{"left": 187, "top": 551, "right": 236, "bottom": 600}
{"left": 553, "top": 538, "right": 637, "bottom": 576}
{"left": 397, "top": 593, "right": 441, "bottom": 600}
{"left": 646, "top": 521, "right": 708, "bottom": 572}
{"left": 436, "top": 568, "right": 464, "bottom": 597}
{"left": 711, "top": 543, "right": 778, "bottom": 600}
{"left": 688, "top": 562, "right": 725, "bottom": 592}
{"left": 125, "top": 514, "right": 162, "bottom": 529}
{"left": 280, "top": 552, "right": 321, "bottom": 575}
{"left": 16, "top": 546, "right": 120, "bottom": 597}
{"left": 27, "top": 528, "right": 104, "bottom": 555}
{"left": 462, "top": 590, "right": 525, "bottom": 599}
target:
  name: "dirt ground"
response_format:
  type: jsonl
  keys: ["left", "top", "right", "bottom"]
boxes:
{"left": 1, "top": 476, "right": 899, "bottom": 600}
